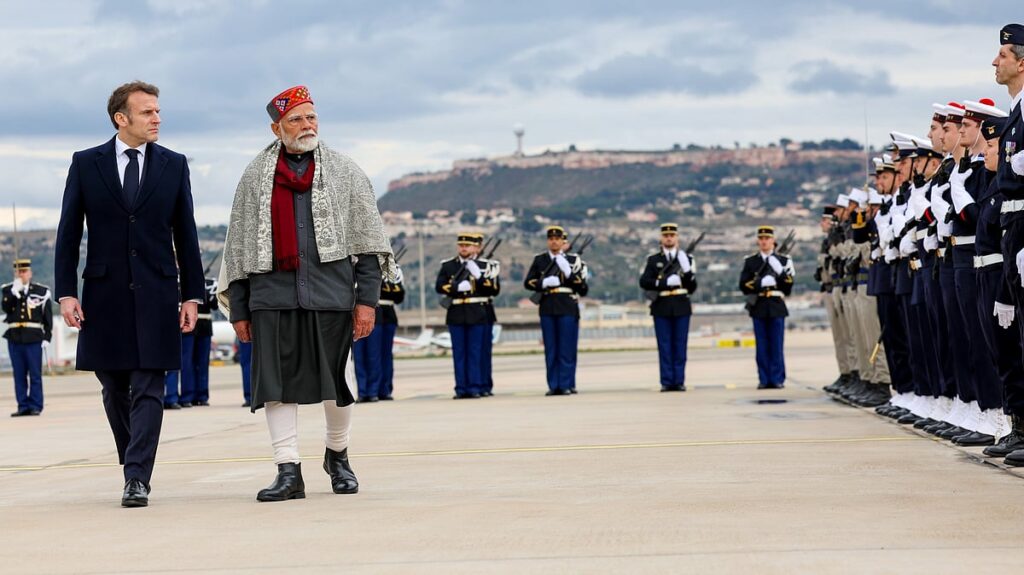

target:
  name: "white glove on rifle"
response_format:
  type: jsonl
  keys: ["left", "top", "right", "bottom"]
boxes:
{"left": 41, "top": 340, "right": 49, "bottom": 350}
{"left": 870, "top": 248, "right": 881, "bottom": 260}
{"left": 1011, "top": 150, "right": 1024, "bottom": 177}
{"left": 995, "top": 301, "right": 1016, "bottom": 329}
{"left": 393, "top": 264, "right": 404, "bottom": 284}
{"left": 884, "top": 247, "right": 899, "bottom": 263}
{"left": 554, "top": 254, "right": 572, "bottom": 276}
{"left": 909, "top": 189, "right": 930, "bottom": 220}
{"left": 930, "top": 183, "right": 951, "bottom": 223}
{"left": 456, "top": 280, "right": 472, "bottom": 293}
{"left": 11, "top": 277, "right": 24, "bottom": 298}
{"left": 767, "top": 255, "right": 784, "bottom": 275}
{"left": 760, "top": 275, "right": 777, "bottom": 288}
{"left": 464, "top": 260, "right": 481, "bottom": 279}
{"left": 948, "top": 168, "right": 974, "bottom": 213}
{"left": 923, "top": 234, "right": 938, "bottom": 252}
{"left": 1017, "top": 248, "right": 1024, "bottom": 287}
{"left": 665, "top": 274, "right": 682, "bottom": 287}
{"left": 678, "top": 254, "right": 692, "bottom": 274}
{"left": 899, "top": 232, "right": 916, "bottom": 257}
{"left": 541, "top": 276, "right": 561, "bottom": 288}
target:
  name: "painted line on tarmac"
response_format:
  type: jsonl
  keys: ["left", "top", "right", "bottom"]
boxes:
{"left": 0, "top": 436, "right": 922, "bottom": 473}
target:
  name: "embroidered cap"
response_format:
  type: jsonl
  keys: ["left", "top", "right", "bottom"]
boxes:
{"left": 267, "top": 86, "right": 313, "bottom": 122}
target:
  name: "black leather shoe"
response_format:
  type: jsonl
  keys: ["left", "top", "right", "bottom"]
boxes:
{"left": 379, "top": 395, "right": 395, "bottom": 400}
{"left": 984, "top": 430, "right": 1024, "bottom": 457}
{"left": 355, "top": 397, "right": 378, "bottom": 404}
{"left": 569, "top": 389, "right": 577, "bottom": 394}
{"left": 953, "top": 431, "right": 996, "bottom": 447}
{"left": 256, "top": 463, "right": 305, "bottom": 502}
{"left": 1004, "top": 448, "right": 1024, "bottom": 467}
{"left": 27, "top": 409, "right": 41, "bottom": 416}
{"left": 937, "top": 426, "right": 966, "bottom": 440}
{"left": 121, "top": 478, "right": 150, "bottom": 508}
{"left": 913, "top": 418, "right": 937, "bottom": 429}
{"left": 453, "top": 393, "right": 481, "bottom": 399}
{"left": 479, "top": 391, "right": 492, "bottom": 397}
{"left": 179, "top": 402, "right": 193, "bottom": 408}
{"left": 10, "top": 408, "right": 31, "bottom": 417}
{"left": 922, "top": 421, "right": 950, "bottom": 435}
{"left": 660, "top": 385, "right": 685, "bottom": 392}
{"left": 897, "top": 412, "right": 922, "bottom": 424}
{"left": 164, "top": 403, "right": 181, "bottom": 410}
{"left": 241, "top": 401, "right": 252, "bottom": 408}
{"left": 193, "top": 400, "right": 210, "bottom": 407}
{"left": 323, "top": 448, "right": 358, "bottom": 494}
{"left": 545, "top": 389, "right": 570, "bottom": 396}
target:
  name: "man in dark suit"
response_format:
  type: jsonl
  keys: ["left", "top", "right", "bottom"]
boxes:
{"left": 639, "top": 223, "right": 698, "bottom": 392}
{"left": 54, "top": 81, "right": 204, "bottom": 508}
{"left": 739, "top": 226, "right": 795, "bottom": 389}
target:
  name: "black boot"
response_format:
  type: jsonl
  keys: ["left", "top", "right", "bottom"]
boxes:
{"left": 256, "top": 462, "right": 305, "bottom": 502}
{"left": 952, "top": 431, "right": 995, "bottom": 447}
{"left": 985, "top": 416, "right": 1024, "bottom": 457}
{"left": 323, "top": 447, "right": 359, "bottom": 494}
{"left": 823, "top": 373, "right": 849, "bottom": 393}
{"left": 854, "top": 384, "right": 892, "bottom": 408}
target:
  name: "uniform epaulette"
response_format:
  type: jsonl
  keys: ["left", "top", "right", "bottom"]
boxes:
{"left": 441, "top": 256, "right": 458, "bottom": 264}
{"left": 0, "top": 282, "right": 11, "bottom": 289}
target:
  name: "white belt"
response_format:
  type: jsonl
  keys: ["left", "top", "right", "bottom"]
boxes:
{"left": 8, "top": 322, "right": 44, "bottom": 329}
{"left": 951, "top": 235, "right": 975, "bottom": 246}
{"left": 377, "top": 300, "right": 395, "bottom": 307}
{"left": 197, "top": 313, "right": 212, "bottom": 320}
{"left": 759, "top": 290, "right": 785, "bottom": 298}
{"left": 545, "top": 287, "right": 576, "bottom": 294}
{"left": 451, "top": 297, "right": 491, "bottom": 305}
{"left": 1001, "top": 199, "right": 1024, "bottom": 213}
{"left": 658, "top": 288, "right": 689, "bottom": 297}
{"left": 974, "top": 253, "right": 1004, "bottom": 268}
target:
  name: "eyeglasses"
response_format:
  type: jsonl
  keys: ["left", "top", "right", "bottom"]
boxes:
{"left": 284, "top": 113, "right": 318, "bottom": 126}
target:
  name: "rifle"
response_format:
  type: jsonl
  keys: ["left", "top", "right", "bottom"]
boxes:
{"left": 643, "top": 231, "right": 706, "bottom": 301}
{"left": 529, "top": 235, "right": 593, "bottom": 305}
{"left": 203, "top": 250, "right": 223, "bottom": 276}
{"left": 438, "top": 237, "right": 502, "bottom": 309}
{"left": 744, "top": 230, "right": 796, "bottom": 312}
{"left": 392, "top": 243, "right": 408, "bottom": 263}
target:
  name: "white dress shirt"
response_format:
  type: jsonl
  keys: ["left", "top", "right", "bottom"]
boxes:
{"left": 115, "top": 136, "right": 146, "bottom": 187}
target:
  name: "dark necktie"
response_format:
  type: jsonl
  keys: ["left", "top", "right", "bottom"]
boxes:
{"left": 123, "top": 149, "right": 140, "bottom": 206}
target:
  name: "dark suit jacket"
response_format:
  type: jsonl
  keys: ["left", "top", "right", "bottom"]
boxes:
{"left": 54, "top": 137, "right": 204, "bottom": 371}
{"left": 738, "top": 252, "right": 793, "bottom": 319}
{"left": 638, "top": 252, "right": 697, "bottom": 317}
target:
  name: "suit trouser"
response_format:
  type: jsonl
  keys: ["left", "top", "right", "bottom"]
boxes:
{"left": 921, "top": 267, "right": 956, "bottom": 397}
{"left": 9, "top": 341, "right": 43, "bottom": 412}
{"left": 954, "top": 267, "right": 1000, "bottom": 406}
{"left": 878, "top": 293, "right": 913, "bottom": 394}
{"left": 975, "top": 266, "right": 1022, "bottom": 412}
{"left": 653, "top": 315, "right": 691, "bottom": 388}
{"left": 238, "top": 340, "right": 252, "bottom": 403}
{"left": 752, "top": 316, "right": 786, "bottom": 386}
{"left": 380, "top": 323, "right": 397, "bottom": 398}
{"left": 95, "top": 369, "right": 165, "bottom": 485}
{"left": 450, "top": 323, "right": 486, "bottom": 395}
{"left": 540, "top": 314, "right": 579, "bottom": 392}
{"left": 480, "top": 323, "right": 494, "bottom": 394}
{"left": 938, "top": 265, "right": 973, "bottom": 401}
{"left": 825, "top": 293, "right": 852, "bottom": 374}
{"left": 905, "top": 278, "right": 939, "bottom": 397}
{"left": 831, "top": 286, "right": 857, "bottom": 374}
{"left": 853, "top": 285, "right": 889, "bottom": 383}
{"left": 353, "top": 323, "right": 384, "bottom": 398}
{"left": 1000, "top": 217, "right": 1024, "bottom": 416}
{"left": 840, "top": 287, "right": 866, "bottom": 377}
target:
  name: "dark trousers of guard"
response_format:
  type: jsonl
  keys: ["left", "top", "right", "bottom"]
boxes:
{"left": 1000, "top": 218, "right": 1024, "bottom": 416}
{"left": 955, "top": 267, "right": 1001, "bottom": 410}
{"left": 977, "top": 266, "right": 1024, "bottom": 413}
{"left": 752, "top": 317, "right": 785, "bottom": 387}
{"left": 924, "top": 266, "right": 959, "bottom": 399}
{"left": 9, "top": 341, "right": 43, "bottom": 413}
{"left": 380, "top": 323, "right": 397, "bottom": 399}
{"left": 941, "top": 265, "right": 978, "bottom": 404}
{"left": 95, "top": 370, "right": 165, "bottom": 486}
{"left": 238, "top": 340, "right": 253, "bottom": 404}
{"left": 540, "top": 315, "right": 579, "bottom": 392}
{"left": 354, "top": 324, "right": 384, "bottom": 399}
{"left": 902, "top": 285, "right": 938, "bottom": 398}
{"left": 450, "top": 324, "right": 486, "bottom": 396}
{"left": 877, "top": 294, "right": 913, "bottom": 395}
{"left": 192, "top": 335, "right": 212, "bottom": 404}
{"left": 654, "top": 315, "right": 690, "bottom": 389}
{"left": 480, "top": 323, "right": 494, "bottom": 394}
{"left": 164, "top": 334, "right": 196, "bottom": 406}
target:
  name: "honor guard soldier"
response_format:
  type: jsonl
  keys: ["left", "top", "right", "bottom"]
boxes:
{"left": 436, "top": 232, "right": 498, "bottom": 399}
{"left": 739, "top": 226, "right": 795, "bottom": 389}
{"left": 354, "top": 261, "right": 405, "bottom": 402}
{"left": 639, "top": 223, "right": 697, "bottom": 392}
{"left": 3, "top": 259, "right": 53, "bottom": 416}
{"left": 475, "top": 236, "right": 501, "bottom": 397}
{"left": 524, "top": 225, "right": 589, "bottom": 396}
{"left": 190, "top": 276, "right": 218, "bottom": 406}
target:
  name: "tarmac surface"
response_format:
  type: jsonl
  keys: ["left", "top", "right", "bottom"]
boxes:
{"left": 2, "top": 333, "right": 1023, "bottom": 574}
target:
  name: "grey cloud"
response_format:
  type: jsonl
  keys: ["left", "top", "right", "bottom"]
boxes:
{"left": 575, "top": 53, "right": 757, "bottom": 98}
{"left": 788, "top": 59, "right": 896, "bottom": 95}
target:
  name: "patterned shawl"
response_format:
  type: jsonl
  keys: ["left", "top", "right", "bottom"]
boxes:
{"left": 216, "top": 140, "right": 393, "bottom": 316}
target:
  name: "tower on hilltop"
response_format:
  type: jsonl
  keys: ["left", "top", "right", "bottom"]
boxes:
{"left": 513, "top": 124, "right": 525, "bottom": 156}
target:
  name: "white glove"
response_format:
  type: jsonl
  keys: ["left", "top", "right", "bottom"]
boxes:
{"left": 11, "top": 277, "right": 23, "bottom": 298}
{"left": 995, "top": 301, "right": 1016, "bottom": 329}
{"left": 554, "top": 254, "right": 572, "bottom": 276}
{"left": 949, "top": 171, "right": 974, "bottom": 213}
{"left": 891, "top": 212, "right": 907, "bottom": 234}
{"left": 665, "top": 274, "right": 682, "bottom": 287}
{"left": 931, "top": 183, "right": 951, "bottom": 220}
{"left": 760, "top": 275, "right": 777, "bottom": 288}
{"left": 457, "top": 280, "right": 472, "bottom": 292}
{"left": 884, "top": 247, "right": 899, "bottom": 263}
{"left": 923, "top": 234, "right": 938, "bottom": 251}
{"left": 936, "top": 219, "right": 952, "bottom": 240}
{"left": 1017, "top": 248, "right": 1024, "bottom": 286}
{"left": 767, "top": 255, "right": 784, "bottom": 274}
{"left": 899, "top": 232, "right": 916, "bottom": 257}
{"left": 541, "top": 276, "right": 561, "bottom": 288}
{"left": 870, "top": 248, "right": 881, "bottom": 260}
{"left": 1011, "top": 151, "right": 1024, "bottom": 177}
{"left": 678, "top": 254, "right": 692, "bottom": 274}
{"left": 393, "top": 264, "right": 404, "bottom": 284}
{"left": 909, "top": 189, "right": 930, "bottom": 220}
{"left": 464, "top": 260, "right": 481, "bottom": 279}
{"left": 41, "top": 340, "right": 49, "bottom": 350}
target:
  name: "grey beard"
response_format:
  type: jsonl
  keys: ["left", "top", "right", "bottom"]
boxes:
{"left": 283, "top": 133, "right": 319, "bottom": 153}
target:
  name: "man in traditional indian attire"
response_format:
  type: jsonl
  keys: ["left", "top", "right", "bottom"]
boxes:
{"left": 217, "top": 86, "right": 392, "bottom": 502}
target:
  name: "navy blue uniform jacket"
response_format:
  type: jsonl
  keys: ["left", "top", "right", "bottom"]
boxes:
{"left": 54, "top": 137, "right": 204, "bottom": 371}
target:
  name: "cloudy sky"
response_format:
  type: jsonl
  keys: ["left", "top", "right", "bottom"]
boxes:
{"left": 0, "top": 0, "right": 1016, "bottom": 229}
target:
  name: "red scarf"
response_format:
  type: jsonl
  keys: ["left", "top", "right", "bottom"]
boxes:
{"left": 271, "top": 151, "right": 315, "bottom": 271}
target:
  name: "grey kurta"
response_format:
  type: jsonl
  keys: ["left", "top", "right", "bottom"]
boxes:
{"left": 227, "top": 153, "right": 382, "bottom": 411}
